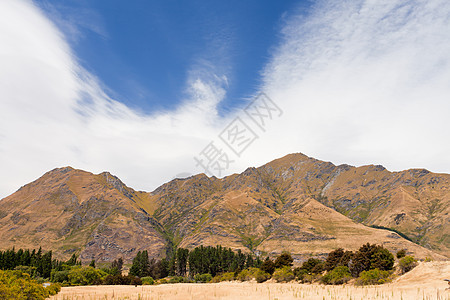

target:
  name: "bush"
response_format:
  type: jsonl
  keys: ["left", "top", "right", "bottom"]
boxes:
{"left": 68, "top": 266, "right": 105, "bottom": 285}
{"left": 255, "top": 269, "right": 271, "bottom": 283}
{"left": 141, "top": 276, "right": 155, "bottom": 285}
{"left": 396, "top": 249, "right": 406, "bottom": 259}
{"left": 293, "top": 267, "right": 307, "bottom": 281}
{"left": 194, "top": 273, "right": 212, "bottom": 283}
{"left": 14, "top": 265, "right": 37, "bottom": 277}
{"left": 272, "top": 266, "right": 294, "bottom": 282}
{"left": 399, "top": 256, "right": 417, "bottom": 274}
{"left": 46, "top": 283, "right": 61, "bottom": 295}
{"left": 0, "top": 270, "right": 54, "bottom": 299}
{"left": 236, "top": 268, "right": 260, "bottom": 281}
{"left": 237, "top": 269, "right": 252, "bottom": 281}
{"left": 212, "top": 272, "right": 235, "bottom": 283}
{"left": 301, "top": 273, "right": 320, "bottom": 283}
{"left": 321, "top": 266, "right": 351, "bottom": 285}
{"left": 51, "top": 269, "right": 70, "bottom": 283}
{"left": 168, "top": 276, "right": 184, "bottom": 283}
{"left": 356, "top": 269, "right": 391, "bottom": 285}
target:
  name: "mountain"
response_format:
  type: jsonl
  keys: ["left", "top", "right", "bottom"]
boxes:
{"left": 0, "top": 153, "right": 448, "bottom": 263}
{"left": 0, "top": 167, "right": 167, "bottom": 263}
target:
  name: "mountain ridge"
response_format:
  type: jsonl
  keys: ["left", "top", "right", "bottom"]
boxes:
{"left": 0, "top": 153, "right": 448, "bottom": 263}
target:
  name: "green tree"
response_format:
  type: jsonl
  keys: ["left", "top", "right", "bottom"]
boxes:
{"left": 260, "top": 257, "right": 275, "bottom": 275}
{"left": 176, "top": 248, "right": 189, "bottom": 276}
{"left": 66, "top": 253, "right": 78, "bottom": 266}
{"left": 129, "top": 251, "right": 142, "bottom": 277}
{"left": 350, "top": 243, "right": 393, "bottom": 277}
{"left": 274, "top": 252, "right": 293, "bottom": 269}
{"left": 301, "top": 258, "right": 324, "bottom": 274}
{"left": 324, "top": 249, "right": 353, "bottom": 271}
{"left": 370, "top": 247, "right": 394, "bottom": 271}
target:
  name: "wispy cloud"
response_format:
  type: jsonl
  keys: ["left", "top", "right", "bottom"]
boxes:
{"left": 0, "top": 0, "right": 449, "bottom": 198}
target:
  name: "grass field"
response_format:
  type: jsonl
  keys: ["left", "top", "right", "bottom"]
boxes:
{"left": 50, "top": 262, "right": 450, "bottom": 300}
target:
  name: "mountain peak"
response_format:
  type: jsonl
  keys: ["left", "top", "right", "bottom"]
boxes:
{"left": 0, "top": 152, "right": 448, "bottom": 263}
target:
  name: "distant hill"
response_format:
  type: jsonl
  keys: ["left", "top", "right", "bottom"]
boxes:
{"left": 0, "top": 153, "right": 448, "bottom": 263}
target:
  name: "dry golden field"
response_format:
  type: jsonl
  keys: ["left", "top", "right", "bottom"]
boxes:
{"left": 51, "top": 262, "right": 450, "bottom": 300}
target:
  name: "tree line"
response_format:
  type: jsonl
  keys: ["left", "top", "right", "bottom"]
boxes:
{"left": 129, "top": 245, "right": 262, "bottom": 278}
{"left": 0, "top": 247, "right": 59, "bottom": 278}
{"left": 0, "top": 243, "right": 418, "bottom": 287}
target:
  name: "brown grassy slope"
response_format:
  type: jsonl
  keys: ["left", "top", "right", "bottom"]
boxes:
{"left": 0, "top": 167, "right": 167, "bottom": 262}
{"left": 145, "top": 154, "right": 445, "bottom": 260}
{"left": 244, "top": 153, "right": 449, "bottom": 257}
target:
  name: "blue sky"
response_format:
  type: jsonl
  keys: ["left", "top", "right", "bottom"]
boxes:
{"left": 1, "top": 0, "right": 450, "bottom": 198}
{"left": 36, "top": 0, "right": 304, "bottom": 114}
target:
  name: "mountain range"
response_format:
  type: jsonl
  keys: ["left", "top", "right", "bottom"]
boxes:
{"left": 0, "top": 153, "right": 448, "bottom": 263}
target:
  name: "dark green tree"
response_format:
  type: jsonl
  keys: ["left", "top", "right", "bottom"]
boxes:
{"left": 350, "top": 243, "right": 394, "bottom": 277}
{"left": 274, "top": 252, "right": 293, "bottom": 269}
{"left": 129, "top": 251, "right": 142, "bottom": 277}
{"left": 396, "top": 249, "right": 406, "bottom": 259}
{"left": 176, "top": 248, "right": 189, "bottom": 276}
{"left": 260, "top": 257, "right": 275, "bottom": 275}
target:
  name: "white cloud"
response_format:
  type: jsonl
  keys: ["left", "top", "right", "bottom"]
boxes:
{"left": 1, "top": 0, "right": 450, "bottom": 198}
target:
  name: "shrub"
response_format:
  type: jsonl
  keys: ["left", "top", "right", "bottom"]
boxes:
{"left": 321, "top": 266, "right": 351, "bottom": 285}
{"left": 356, "top": 269, "right": 391, "bottom": 285}
{"left": 194, "top": 273, "right": 212, "bottom": 283}
{"left": 212, "top": 272, "right": 235, "bottom": 283}
{"left": 168, "top": 276, "right": 184, "bottom": 283}
{"left": 396, "top": 249, "right": 406, "bottom": 259}
{"left": 68, "top": 266, "right": 105, "bottom": 285}
{"left": 0, "top": 270, "right": 53, "bottom": 299}
{"left": 272, "top": 266, "right": 294, "bottom": 282}
{"left": 14, "top": 265, "right": 37, "bottom": 276}
{"left": 125, "top": 275, "right": 142, "bottom": 286}
{"left": 399, "top": 256, "right": 417, "bottom": 274}
{"left": 254, "top": 269, "right": 271, "bottom": 283}
{"left": 46, "top": 283, "right": 61, "bottom": 295}
{"left": 293, "top": 267, "right": 307, "bottom": 281}
{"left": 302, "top": 274, "right": 320, "bottom": 283}
{"left": 141, "top": 276, "right": 155, "bottom": 285}
{"left": 51, "top": 269, "right": 70, "bottom": 283}
{"left": 237, "top": 269, "right": 252, "bottom": 281}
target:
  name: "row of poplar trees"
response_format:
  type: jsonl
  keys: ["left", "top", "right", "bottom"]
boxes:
{"left": 0, "top": 247, "right": 54, "bottom": 278}
{"left": 129, "top": 245, "right": 262, "bottom": 278}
